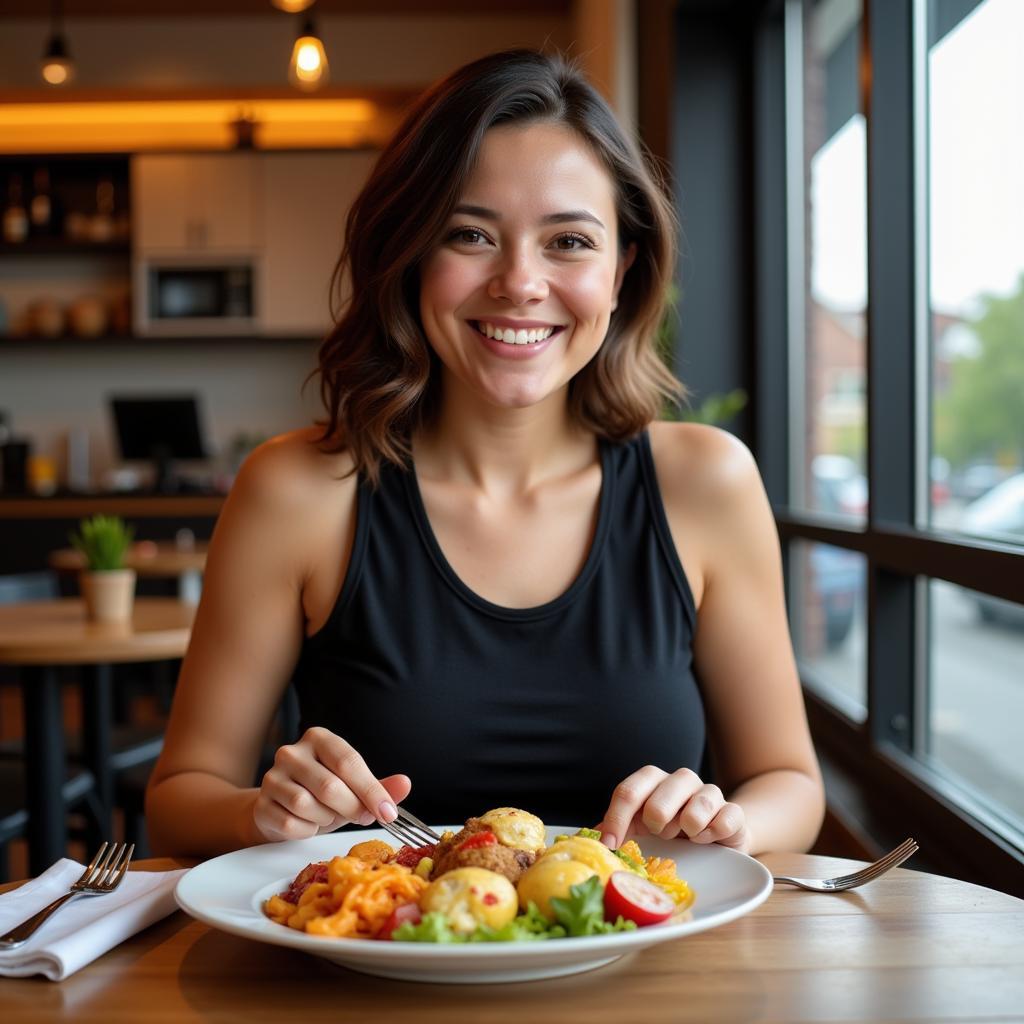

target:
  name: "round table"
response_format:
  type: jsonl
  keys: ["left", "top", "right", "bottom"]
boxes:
{"left": 49, "top": 542, "right": 208, "bottom": 604}
{"left": 2, "top": 853, "right": 1023, "bottom": 1021}
{"left": 0, "top": 598, "right": 194, "bottom": 874}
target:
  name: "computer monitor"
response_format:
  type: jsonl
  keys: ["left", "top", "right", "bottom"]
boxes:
{"left": 110, "top": 395, "right": 207, "bottom": 493}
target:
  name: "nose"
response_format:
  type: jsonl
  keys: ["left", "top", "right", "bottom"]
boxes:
{"left": 487, "top": 245, "right": 548, "bottom": 305}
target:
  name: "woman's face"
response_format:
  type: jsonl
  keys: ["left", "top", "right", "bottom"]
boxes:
{"left": 419, "top": 121, "right": 634, "bottom": 412}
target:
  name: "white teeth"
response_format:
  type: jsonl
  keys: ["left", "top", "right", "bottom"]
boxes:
{"left": 475, "top": 322, "right": 555, "bottom": 345}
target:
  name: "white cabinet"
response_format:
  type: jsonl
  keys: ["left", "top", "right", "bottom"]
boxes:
{"left": 132, "top": 154, "right": 261, "bottom": 252}
{"left": 131, "top": 150, "right": 375, "bottom": 335}
{"left": 258, "top": 151, "right": 376, "bottom": 335}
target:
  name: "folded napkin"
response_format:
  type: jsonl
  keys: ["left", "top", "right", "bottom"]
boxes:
{"left": 0, "top": 858, "right": 188, "bottom": 980}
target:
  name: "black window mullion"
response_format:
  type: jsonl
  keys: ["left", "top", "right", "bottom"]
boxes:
{"left": 864, "top": 0, "right": 919, "bottom": 754}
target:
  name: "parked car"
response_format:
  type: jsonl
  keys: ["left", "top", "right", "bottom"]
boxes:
{"left": 959, "top": 473, "right": 1024, "bottom": 626}
{"left": 811, "top": 454, "right": 867, "bottom": 517}
{"left": 807, "top": 456, "right": 866, "bottom": 648}
{"left": 950, "top": 462, "right": 1018, "bottom": 503}
{"left": 809, "top": 543, "right": 865, "bottom": 649}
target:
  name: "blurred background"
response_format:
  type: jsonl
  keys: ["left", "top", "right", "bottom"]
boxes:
{"left": 0, "top": 0, "right": 1021, "bottom": 894}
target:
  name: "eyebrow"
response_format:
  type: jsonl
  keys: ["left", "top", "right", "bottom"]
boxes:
{"left": 453, "top": 204, "right": 606, "bottom": 231}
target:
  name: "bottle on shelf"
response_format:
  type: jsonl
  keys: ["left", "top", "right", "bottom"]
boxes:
{"left": 2, "top": 174, "right": 29, "bottom": 244}
{"left": 29, "top": 167, "right": 54, "bottom": 237}
{"left": 89, "top": 177, "right": 116, "bottom": 243}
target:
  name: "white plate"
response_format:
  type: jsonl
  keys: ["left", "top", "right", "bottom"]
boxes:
{"left": 175, "top": 825, "right": 772, "bottom": 984}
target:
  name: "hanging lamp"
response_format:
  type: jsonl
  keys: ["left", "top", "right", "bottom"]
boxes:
{"left": 288, "top": 9, "right": 330, "bottom": 92}
{"left": 41, "top": 0, "right": 75, "bottom": 86}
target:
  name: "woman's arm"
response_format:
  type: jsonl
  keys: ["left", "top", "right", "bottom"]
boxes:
{"left": 597, "top": 423, "right": 824, "bottom": 855}
{"left": 146, "top": 432, "right": 407, "bottom": 857}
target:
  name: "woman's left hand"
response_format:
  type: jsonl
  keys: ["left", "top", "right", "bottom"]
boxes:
{"left": 595, "top": 766, "right": 751, "bottom": 854}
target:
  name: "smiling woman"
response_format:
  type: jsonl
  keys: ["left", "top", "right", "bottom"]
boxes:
{"left": 145, "top": 49, "right": 824, "bottom": 863}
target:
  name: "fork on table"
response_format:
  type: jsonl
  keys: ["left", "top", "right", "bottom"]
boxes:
{"left": 772, "top": 837, "right": 918, "bottom": 892}
{"left": 0, "top": 841, "right": 134, "bottom": 950}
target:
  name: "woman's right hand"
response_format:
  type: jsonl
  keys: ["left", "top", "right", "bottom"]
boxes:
{"left": 253, "top": 726, "right": 411, "bottom": 842}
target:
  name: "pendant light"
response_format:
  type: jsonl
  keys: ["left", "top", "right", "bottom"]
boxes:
{"left": 288, "top": 9, "right": 329, "bottom": 92}
{"left": 41, "top": 0, "right": 74, "bottom": 86}
{"left": 271, "top": 0, "right": 315, "bottom": 11}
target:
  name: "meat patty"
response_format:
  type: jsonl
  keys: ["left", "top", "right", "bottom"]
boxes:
{"left": 429, "top": 818, "right": 490, "bottom": 867}
{"left": 430, "top": 823, "right": 537, "bottom": 885}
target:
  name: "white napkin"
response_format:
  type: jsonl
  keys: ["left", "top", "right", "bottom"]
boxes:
{"left": 0, "top": 858, "right": 188, "bottom": 980}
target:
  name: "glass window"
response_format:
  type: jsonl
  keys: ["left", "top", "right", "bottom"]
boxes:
{"left": 928, "top": 0, "right": 1024, "bottom": 532}
{"left": 927, "top": 580, "right": 1024, "bottom": 830}
{"left": 790, "top": 539, "right": 867, "bottom": 718}
{"left": 802, "top": 0, "right": 868, "bottom": 521}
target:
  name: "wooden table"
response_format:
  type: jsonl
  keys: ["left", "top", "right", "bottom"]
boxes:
{"left": 49, "top": 542, "right": 208, "bottom": 604}
{"left": 0, "top": 599, "right": 194, "bottom": 874}
{"left": 2, "top": 853, "right": 1022, "bottom": 1021}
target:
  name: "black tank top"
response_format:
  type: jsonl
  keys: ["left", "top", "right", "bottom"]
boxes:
{"left": 292, "top": 430, "right": 706, "bottom": 827}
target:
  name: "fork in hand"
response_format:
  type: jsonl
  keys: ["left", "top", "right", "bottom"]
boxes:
{"left": 772, "top": 837, "right": 918, "bottom": 892}
{"left": 0, "top": 841, "right": 135, "bottom": 950}
{"left": 376, "top": 807, "right": 442, "bottom": 848}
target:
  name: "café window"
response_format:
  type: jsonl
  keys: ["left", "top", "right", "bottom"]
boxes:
{"left": 769, "top": 0, "right": 1024, "bottom": 862}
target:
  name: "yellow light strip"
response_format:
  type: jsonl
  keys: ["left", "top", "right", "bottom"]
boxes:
{"left": 0, "top": 98, "right": 384, "bottom": 153}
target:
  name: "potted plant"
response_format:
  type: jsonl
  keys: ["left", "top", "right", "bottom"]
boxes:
{"left": 70, "top": 514, "right": 136, "bottom": 623}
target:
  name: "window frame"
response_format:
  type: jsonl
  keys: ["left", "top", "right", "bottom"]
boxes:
{"left": 754, "top": 0, "right": 1024, "bottom": 894}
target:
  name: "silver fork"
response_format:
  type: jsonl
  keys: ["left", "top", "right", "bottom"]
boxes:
{"left": 377, "top": 807, "right": 442, "bottom": 848}
{"left": 772, "top": 837, "right": 918, "bottom": 892}
{"left": 0, "top": 841, "right": 134, "bottom": 950}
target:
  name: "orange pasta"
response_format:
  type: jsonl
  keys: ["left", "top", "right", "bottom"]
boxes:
{"left": 264, "top": 856, "right": 427, "bottom": 939}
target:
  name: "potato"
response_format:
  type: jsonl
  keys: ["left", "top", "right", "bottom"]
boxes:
{"left": 420, "top": 867, "right": 518, "bottom": 934}
{"left": 537, "top": 836, "right": 621, "bottom": 883}
{"left": 345, "top": 839, "right": 395, "bottom": 865}
{"left": 516, "top": 857, "right": 596, "bottom": 921}
{"left": 479, "top": 807, "right": 547, "bottom": 852}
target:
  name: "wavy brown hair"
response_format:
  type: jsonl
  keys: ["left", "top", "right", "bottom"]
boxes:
{"left": 312, "top": 48, "right": 682, "bottom": 485}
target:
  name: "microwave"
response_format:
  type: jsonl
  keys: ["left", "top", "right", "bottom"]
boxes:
{"left": 134, "top": 256, "right": 259, "bottom": 336}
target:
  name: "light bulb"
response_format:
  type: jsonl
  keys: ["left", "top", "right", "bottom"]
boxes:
{"left": 271, "top": 0, "right": 315, "bottom": 11}
{"left": 40, "top": 32, "right": 74, "bottom": 86}
{"left": 288, "top": 21, "right": 329, "bottom": 92}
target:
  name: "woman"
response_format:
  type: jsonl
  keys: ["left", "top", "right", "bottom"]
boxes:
{"left": 147, "top": 50, "right": 824, "bottom": 858}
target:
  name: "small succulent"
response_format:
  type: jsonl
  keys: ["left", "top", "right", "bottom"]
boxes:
{"left": 69, "top": 515, "right": 135, "bottom": 572}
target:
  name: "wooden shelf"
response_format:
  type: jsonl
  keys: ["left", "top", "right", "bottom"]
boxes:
{"left": 0, "top": 494, "right": 225, "bottom": 519}
{"left": 0, "top": 238, "right": 130, "bottom": 256}
{"left": 0, "top": 333, "right": 320, "bottom": 346}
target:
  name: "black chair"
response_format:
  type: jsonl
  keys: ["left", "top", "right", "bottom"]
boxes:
{"left": 116, "top": 684, "right": 300, "bottom": 857}
{"left": 0, "top": 761, "right": 99, "bottom": 883}
{"left": 0, "top": 571, "right": 165, "bottom": 868}
{"left": 0, "top": 571, "right": 101, "bottom": 880}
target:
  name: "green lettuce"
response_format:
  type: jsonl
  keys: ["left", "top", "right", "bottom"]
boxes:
{"left": 390, "top": 876, "right": 636, "bottom": 943}
{"left": 549, "top": 876, "right": 636, "bottom": 937}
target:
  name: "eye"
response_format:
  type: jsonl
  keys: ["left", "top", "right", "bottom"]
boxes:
{"left": 446, "top": 226, "right": 490, "bottom": 246}
{"left": 551, "top": 231, "right": 597, "bottom": 252}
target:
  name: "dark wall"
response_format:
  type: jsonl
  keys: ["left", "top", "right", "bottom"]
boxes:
{"left": 671, "top": 5, "right": 756, "bottom": 443}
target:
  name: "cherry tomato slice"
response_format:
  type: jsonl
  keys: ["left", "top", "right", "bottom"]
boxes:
{"left": 603, "top": 870, "right": 675, "bottom": 927}
{"left": 378, "top": 901, "right": 422, "bottom": 940}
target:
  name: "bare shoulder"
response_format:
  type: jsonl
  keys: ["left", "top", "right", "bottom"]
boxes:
{"left": 233, "top": 427, "right": 357, "bottom": 507}
{"left": 645, "top": 421, "right": 772, "bottom": 604}
{"left": 647, "top": 420, "right": 763, "bottom": 513}
{"left": 214, "top": 427, "right": 359, "bottom": 584}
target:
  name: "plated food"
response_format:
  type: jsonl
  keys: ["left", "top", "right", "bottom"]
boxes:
{"left": 263, "top": 807, "right": 694, "bottom": 943}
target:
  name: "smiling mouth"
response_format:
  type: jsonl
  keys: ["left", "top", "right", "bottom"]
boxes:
{"left": 470, "top": 321, "right": 566, "bottom": 346}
